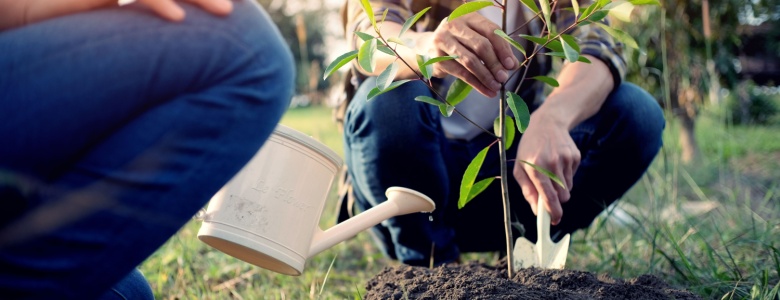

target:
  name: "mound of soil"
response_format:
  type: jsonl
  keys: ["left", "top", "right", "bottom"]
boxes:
{"left": 364, "top": 259, "right": 701, "bottom": 299}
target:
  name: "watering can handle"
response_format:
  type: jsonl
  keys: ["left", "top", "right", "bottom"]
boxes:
{"left": 536, "top": 196, "right": 552, "bottom": 243}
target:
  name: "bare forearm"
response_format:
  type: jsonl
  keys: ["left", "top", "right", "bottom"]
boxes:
{"left": 0, "top": 0, "right": 27, "bottom": 30}
{"left": 0, "top": 0, "right": 111, "bottom": 30}
{"left": 531, "top": 55, "right": 614, "bottom": 130}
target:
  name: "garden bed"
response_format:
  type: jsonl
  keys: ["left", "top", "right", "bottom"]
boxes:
{"left": 364, "top": 259, "right": 701, "bottom": 299}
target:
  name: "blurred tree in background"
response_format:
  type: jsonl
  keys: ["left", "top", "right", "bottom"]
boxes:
{"left": 256, "top": 0, "right": 338, "bottom": 106}
{"left": 617, "top": 0, "right": 780, "bottom": 163}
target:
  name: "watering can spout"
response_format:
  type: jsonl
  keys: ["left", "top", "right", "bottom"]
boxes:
{"left": 308, "top": 187, "right": 435, "bottom": 256}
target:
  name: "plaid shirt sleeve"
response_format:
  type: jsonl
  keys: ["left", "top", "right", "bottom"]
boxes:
{"left": 555, "top": 0, "right": 627, "bottom": 88}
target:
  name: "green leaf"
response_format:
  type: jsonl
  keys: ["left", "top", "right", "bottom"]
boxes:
{"left": 448, "top": 1, "right": 493, "bottom": 21}
{"left": 548, "top": 23, "right": 558, "bottom": 36}
{"left": 354, "top": 31, "right": 374, "bottom": 41}
{"left": 366, "top": 87, "right": 382, "bottom": 100}
{"left": 520, "top": 160, "right": 567, "bottom": 189}
{"left": 545, "top": 39, "right": 564, "bottom": 52}
{"left": 459, "top": 146, "right": 491, "bottom": 209}
{"left": 384, "top": 79, "right": 412, "bottom": 92}
{"left": 587, "top": 10, "right": 609, "bottom": 22}
{"left": 366, "top": 79, "right": 412, "bottom": 101}
{"left": 519, "top": 0, "right": 539, "bottom": 14}
{"left": 519, "top": 35, "right": 562, "bottom": 52}
{"left": 519, "top": 34, "right": 548, "bottom": 46}
{"left": 493, "top": 116, "right": 516, "bottom": 150}
{"left": 572, "top": 0, "right": 580, "bottom": 19}
{"left": 578, "top": 2, "right": 599, "bottom": 22}
{"left": 376, "top": 62, "right": 399, "bottom": 91}
{"left": 420, "top": 55, "right": 458, "bottom": 68}
{"left": 461, "top": 177, "right": 494, "bottom": 208}
{"left": 545, "top": 51, "right": 589, "bottom": 63}
{"left": 358, "top": 0, "right": 376, "bottom": 29}
{"left": 323, "top": 50, "right": 358, "bottom": 80}
{"left": 561, "top": 34, "right": 581, "bottom": 52}
{"left": 560, "top": 36, "right": 579, "bottom": 63}
{"left": 493, "top": 29, "right": 526, "bottom": 56}
{"left": 379, "top": 8, "right": 388, "bottom": 25}
{"left": 414, "top": 95, "right": 442, "bottom": 106}
{"left": 399, "top": 7, "right": 431, "bottom": 37}
{"left": 544, "top": 51, "right": 566, "bottom": 58}
{"left": 445, "top": 78, "right": 472, "bottom": 106}
{"left": 439, "top": 103, "right": 455, "bottom": 117}
{"left": 506, "top": 92, "right": 530, "bottom": 133}
{"left": 532, "top": 75, "right": 559, "bottom": 87}
{"left": 416, "top": 96, "right": 456, "bottom": 117}
{"left": 767, "top": 280, "right": 780, "bottom": 299}
{"left": 377, "top": 45, "right": 395, "bottom": 56}
{"left": 539, "top": 0, "right": 552, "bottom": 28}
{"left": 358, "top": 38, "right": 377, "bottom": 72}
{"left": 386, "top": 37, "right": 407, "bottom": 46}
{"left": 416, "top": 54, "right": 433, "bottom": 79}
{"left": 595, "top": 22, "right": 639, "bottom": 49}
{"left": 606, "top": 1, "right": 635, "bottom": 22}
{"left": 602, "top": 0, "right": 627, "bottom": 10}
{"left": 628, "top": 0, "right": 660, "bottom": 6}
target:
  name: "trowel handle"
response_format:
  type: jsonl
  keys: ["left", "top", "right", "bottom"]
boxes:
{"left": 536, "top": 196, "right": 551, "bottom": 243}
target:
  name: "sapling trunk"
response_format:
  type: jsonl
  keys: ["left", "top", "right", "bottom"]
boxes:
{"left": 498, "top": 0, "right": 515, "bottom": 279}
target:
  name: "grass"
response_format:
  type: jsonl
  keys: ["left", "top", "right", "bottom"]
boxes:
{"left": 139, "top": 104, "right": 779, "bottom": 299}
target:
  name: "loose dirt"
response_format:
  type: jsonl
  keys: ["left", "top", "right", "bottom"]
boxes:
{"left": 364, "top": 259, "right": 701, "bottom": 299}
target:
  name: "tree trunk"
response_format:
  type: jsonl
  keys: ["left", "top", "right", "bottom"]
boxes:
{"left": 677, "top": 112, "right": 698, "bottom": 164}
{"left": 676, "top": 86, "right": 701, "bottom": 164}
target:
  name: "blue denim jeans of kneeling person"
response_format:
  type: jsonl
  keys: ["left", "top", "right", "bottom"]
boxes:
{"left": 343, "top": 79, "right": 665, "bottom": 267}
{"left": 0, "top": 1, "right": 294, "bottom": 298}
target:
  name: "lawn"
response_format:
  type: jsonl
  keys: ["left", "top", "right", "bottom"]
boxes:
{"left": 139, "top": 104, "right": 780, "bottom": 299}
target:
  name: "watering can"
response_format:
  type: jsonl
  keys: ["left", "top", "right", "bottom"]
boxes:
{"left": 197, "top": 125, "right": 435, "bottom": 276}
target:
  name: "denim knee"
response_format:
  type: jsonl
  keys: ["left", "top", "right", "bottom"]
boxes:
{"left": 97, "top": 269, "right": 154, "bottom": 300}
{"left": 605, "top": 82, "right": 665, "bottom": 162}
{"left": 345, "top": 79, "right": 439, "bottom": 144}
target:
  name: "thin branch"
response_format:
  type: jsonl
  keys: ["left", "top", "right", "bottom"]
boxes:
{"left": 375, "top": 31, "right": 495, "bottom": 137}
{"left": 507, "top": 3, "right": 604, "bottom": 94}
{"left": 508, "top": 11, "right": 543, "bottom": 36}
{"left": 499, "top": 0, "right": 514, "bottom": 279}
{"left": 512, "top": 59, "right": 534, "bottom": 95}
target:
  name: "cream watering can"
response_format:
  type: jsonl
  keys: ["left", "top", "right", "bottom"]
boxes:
{"left": 197, "top": 125, "right": 435, "bottom": 276}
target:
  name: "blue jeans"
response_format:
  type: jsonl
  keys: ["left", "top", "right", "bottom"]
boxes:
{"left": 343, "top": 79, "right": 665, "bottom": 266}
{"left": 0, "top": 1, "right": 293, "bottom": 298}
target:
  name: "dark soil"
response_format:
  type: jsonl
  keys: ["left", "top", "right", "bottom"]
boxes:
{"left": 364, "top": 259, "right": 701, "bottom": 299}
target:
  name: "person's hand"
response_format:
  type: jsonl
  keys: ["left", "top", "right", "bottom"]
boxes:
{"left": 512, "top": 112, "right": 580, "bottom": 225}
{"left": 417, "top": 13, "right": 519, "bottom": 97}
{"left": 1, "top": 0, "right": 233, "bottom": 31}
{"left": 134, "top": 0, "right": 233, "bottom": 21}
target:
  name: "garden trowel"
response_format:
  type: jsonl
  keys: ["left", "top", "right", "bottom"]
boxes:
{"left": 512, "top": 196, "right": 570, "bottom": 269}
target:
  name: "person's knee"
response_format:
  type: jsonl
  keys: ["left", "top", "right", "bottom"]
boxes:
{"left": 176, "top": 0, "right": 295, "bottom": 112}
{"left": 230, "top": 1, "right": 295, "bottom": 106}
{"left": 608, "top": 83, "right": 665, "bottom": 155}
{"left": 98, "top": 269, "right": 154, "bottom": 300}
{"left": 346, "top": 80, "right": 438, "bottom": 141}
